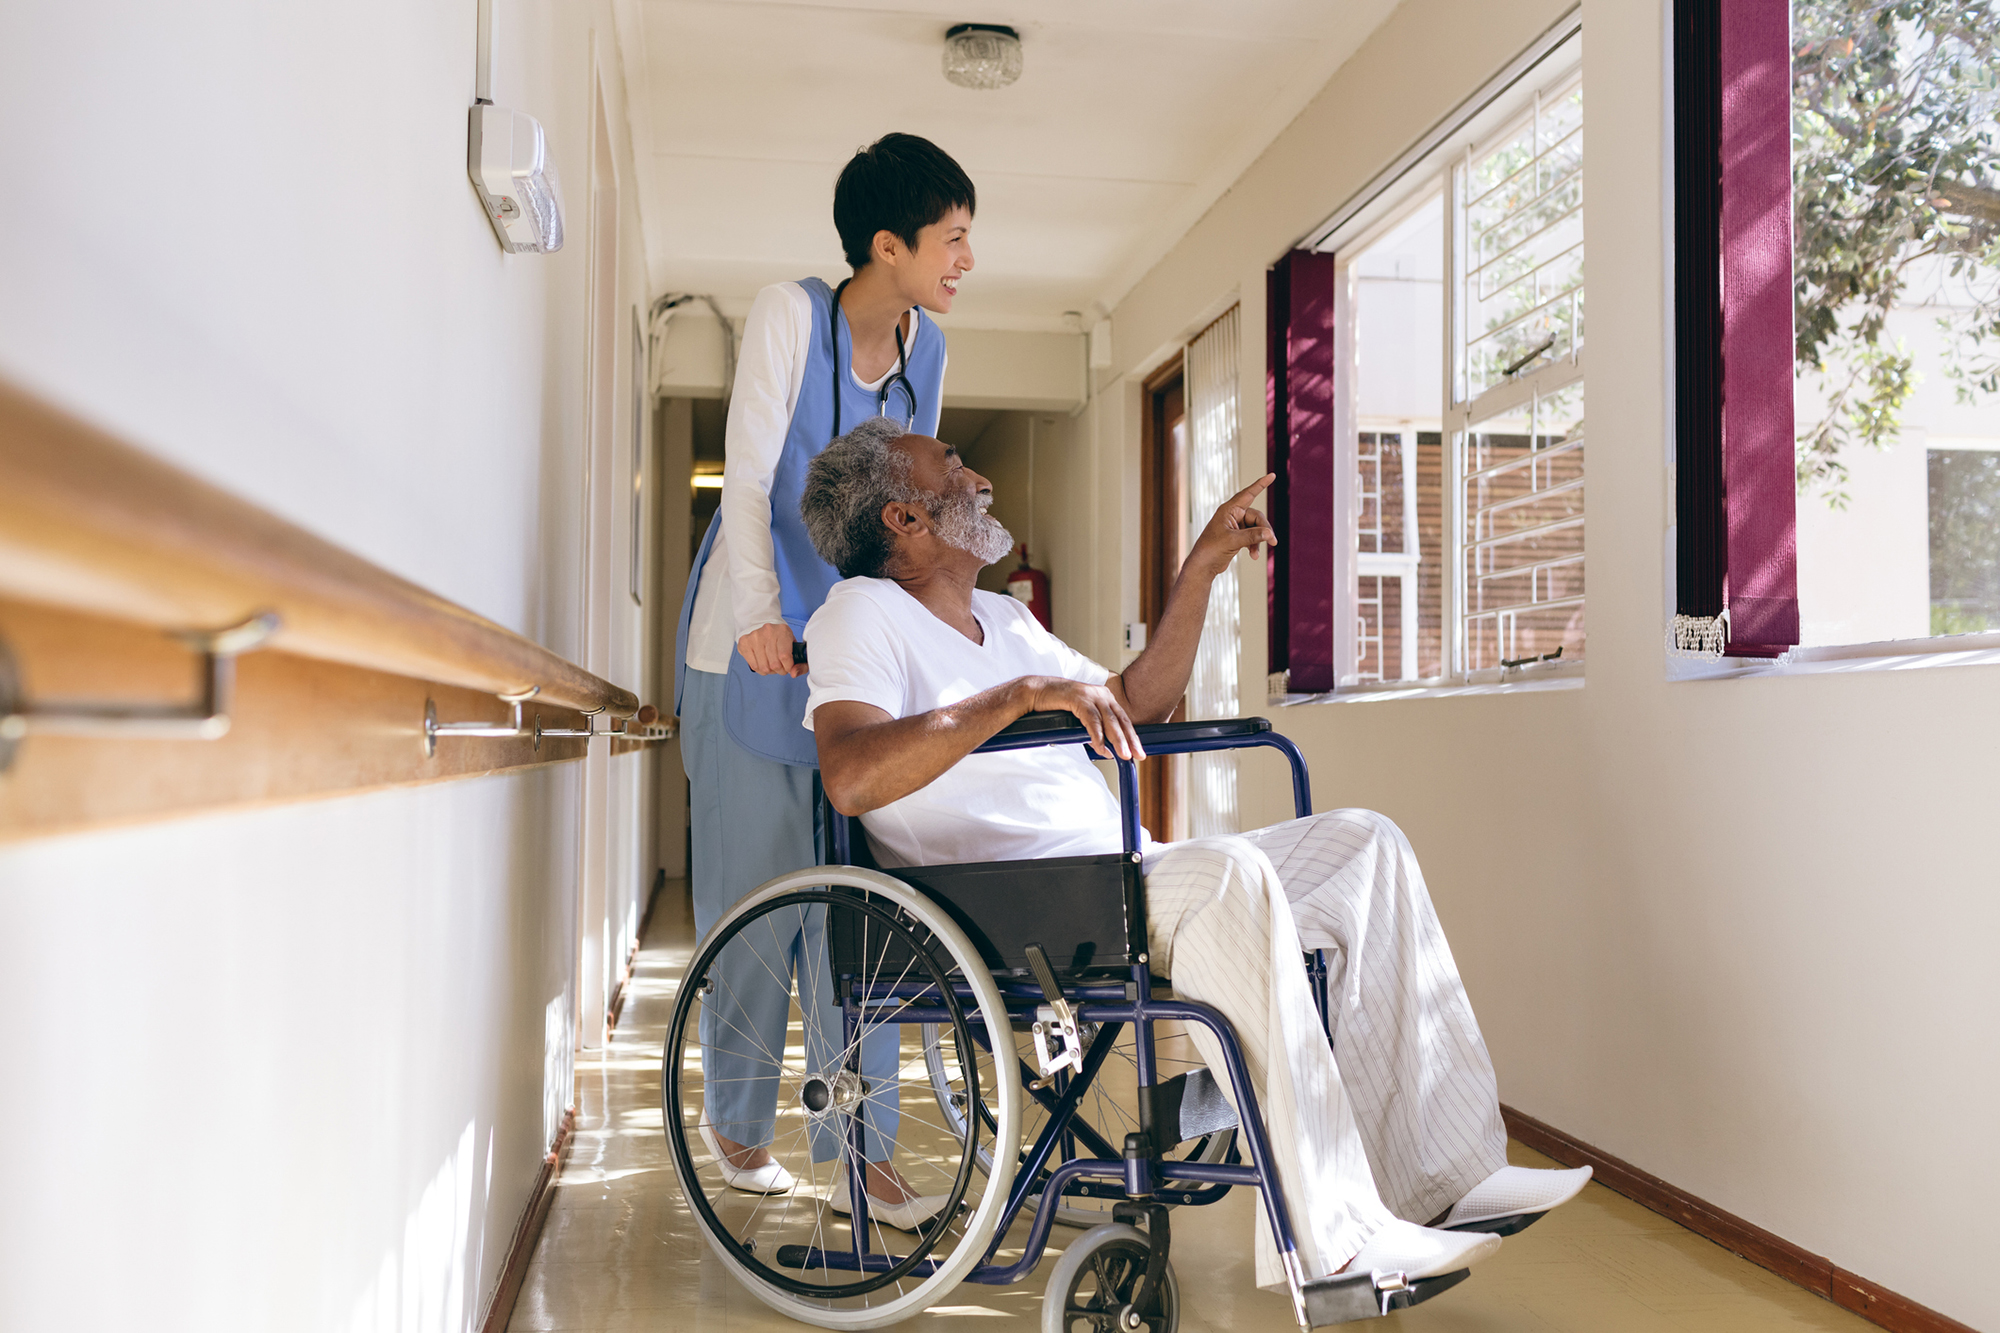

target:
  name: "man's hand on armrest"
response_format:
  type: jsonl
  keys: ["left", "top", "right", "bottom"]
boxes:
{"left": 815, "top": 678, "right": 1146, "bottom": 816}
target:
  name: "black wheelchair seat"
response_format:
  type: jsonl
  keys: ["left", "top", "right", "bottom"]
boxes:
{"left": 872, "top": 851, "right": 1143, "bottom": 981}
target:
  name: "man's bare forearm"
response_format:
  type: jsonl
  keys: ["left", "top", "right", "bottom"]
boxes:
{"left": 817, "top": 680, "right": 1036, "bottom": 815}
{"left": 1117, "top": 474, "right": 1274, "bottom": 722}
{"left": 1116, "top": 563, "right": 1218, "bottom": 722}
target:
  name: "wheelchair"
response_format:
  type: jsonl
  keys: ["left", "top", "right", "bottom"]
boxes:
{"left": 662, "top": 714, "right": 1472, "bottom": 1331}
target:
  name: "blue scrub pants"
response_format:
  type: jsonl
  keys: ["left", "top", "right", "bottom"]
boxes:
{"left": 683, "top": 667, "right": 899, "bottom": 1161}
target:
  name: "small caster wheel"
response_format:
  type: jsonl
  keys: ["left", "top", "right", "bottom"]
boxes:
{"left": 1043, "top": 1222, "right": 1179, "bottom": 1333}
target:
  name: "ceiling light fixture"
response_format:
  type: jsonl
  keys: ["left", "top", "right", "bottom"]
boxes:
{"left": 942, "top": 24, "right": 1022, "bottom": 90}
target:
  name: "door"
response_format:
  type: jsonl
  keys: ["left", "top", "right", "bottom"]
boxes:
{"left": 578, "top": 73, "right": 648, "bottom": 1052}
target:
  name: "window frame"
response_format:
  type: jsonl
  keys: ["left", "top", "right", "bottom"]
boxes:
{"left": 1289, "top": 22, "right": 1587, "bottom": 700}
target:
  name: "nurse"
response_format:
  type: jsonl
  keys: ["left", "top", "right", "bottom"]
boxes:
{"left": 674, "top": 133, "right": 974, "bottom": 1230}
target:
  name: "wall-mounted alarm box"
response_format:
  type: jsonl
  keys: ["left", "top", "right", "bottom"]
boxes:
{"left": 468, "top": 104, "right": 564, "bottom": 254}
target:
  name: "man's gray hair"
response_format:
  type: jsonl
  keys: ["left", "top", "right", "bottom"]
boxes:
{"left": 800, "top": 416, "right": 919, "bottom": 578}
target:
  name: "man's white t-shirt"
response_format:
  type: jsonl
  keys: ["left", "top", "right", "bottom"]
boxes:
{"left": 802, "top": 578, "right": 1129, "bottom": 869}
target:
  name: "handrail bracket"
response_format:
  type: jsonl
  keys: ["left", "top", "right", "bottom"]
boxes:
{"left": 0, "top": 612, "right": 281, "bottom": 772}
{"left": 423, "top": 689, "right": 675, "bottom": 756}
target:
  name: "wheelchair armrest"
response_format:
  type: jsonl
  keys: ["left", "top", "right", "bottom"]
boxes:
{"left": 1134, "top": 716, "right": 1273, "bottom": 747}
{"left": 978, "top": 710, "right": 1091, "bottom": 750}
{"left": 977, "top": 711, "right": 1272, "bottom": 754}
{"left": 977, "top": 712, "right": 1310, "bottom": 825}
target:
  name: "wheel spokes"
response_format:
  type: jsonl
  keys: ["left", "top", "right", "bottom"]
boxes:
{"left": 664, "top": 885, "right": 999, "bottom": 1308}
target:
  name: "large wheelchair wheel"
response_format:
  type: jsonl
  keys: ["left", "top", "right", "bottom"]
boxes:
{"left": 924, "top": 1021, "right": 1235, "bottom": 1229}
{"left": 663, "top": 867, "right": 1021, "bottom": 1329}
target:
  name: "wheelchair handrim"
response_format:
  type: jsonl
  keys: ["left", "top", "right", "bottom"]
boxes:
{"left": 668, "top": 888, "right": 977, "bottom": 1296}
{"left": 663, "top": 867, "right": 1021, "bottom": 1328}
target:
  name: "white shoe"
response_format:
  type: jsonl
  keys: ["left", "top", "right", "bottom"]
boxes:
{"left": 1441, "top": 1165, "right": 1592, "bottom": 1232}
{"left": 698, "top": 1122, "right": 795, "bottom": 1194}
{"left": 1340, "top": 1218, "right": 1502, "bottom": 1281}
{"left": 829, "top": 1172, "right": 954, "bottom": 1233}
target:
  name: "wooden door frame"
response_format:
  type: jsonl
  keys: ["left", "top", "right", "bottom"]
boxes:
{"left": 577, "top": 71, "right": 621, "bottom": 1054}
{"left": 1138, "top": 356, "right": 1187, "bottom": 841}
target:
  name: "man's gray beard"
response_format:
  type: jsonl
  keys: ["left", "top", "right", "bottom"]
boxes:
{"left": 932, "top": 489, "right": 1015, "bottom": 565}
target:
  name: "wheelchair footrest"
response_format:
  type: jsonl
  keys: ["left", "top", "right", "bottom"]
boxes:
{"left": 1150, "top": 1068, "right": 1238, "bottom": 1147}
{"left": 1301, "top": 1267, "right": 1469, "bottom": 1325}
{"left": 1445, "top": 1209, "right": 1545, "bottom": 1237}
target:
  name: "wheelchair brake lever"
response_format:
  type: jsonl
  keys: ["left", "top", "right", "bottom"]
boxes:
{"left": 1024, "top": 943, "right": 1085, "bottom": 1088}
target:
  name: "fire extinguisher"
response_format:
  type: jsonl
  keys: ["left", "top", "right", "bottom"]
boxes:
{"left": 1006, "top": 545, "right": 1051, "bottom": 630}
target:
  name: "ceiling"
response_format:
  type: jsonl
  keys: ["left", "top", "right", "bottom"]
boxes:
{"left": 621, "top": 0, "right": 1401, "bottom": 330}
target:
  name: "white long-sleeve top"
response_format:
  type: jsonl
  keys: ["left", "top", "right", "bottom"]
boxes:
{"left": 683, "top": 281, "right": 945, "bottom": 673}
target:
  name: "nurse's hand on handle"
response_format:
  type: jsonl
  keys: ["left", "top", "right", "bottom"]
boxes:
{"left": 739, "top": 622, "right": 807, "bottom": 678}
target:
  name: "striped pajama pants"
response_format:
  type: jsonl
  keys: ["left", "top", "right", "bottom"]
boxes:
{"left": 1140, "top": 809, "right": 1506, "bottom": 1291}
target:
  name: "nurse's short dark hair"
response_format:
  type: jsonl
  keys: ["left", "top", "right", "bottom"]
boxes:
{"left": 833, "top": 134, "right": 976, "bottom": 271}
{"left": 801, "top": 417, "right": 920, "bottom": 578}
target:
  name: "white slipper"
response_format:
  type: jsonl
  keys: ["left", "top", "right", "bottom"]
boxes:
{"left": 1441, "top": 1165, "right": 1592, "bottom": 1232}
{"left": 698, "top": 1122, "right": 795, "bottom": 1194}
{"left": 829, "top": 1173, "right": 954, "bottom": 1233}
{"left": 1339, "top": 1218, "right": 1502, "bottom": 1281}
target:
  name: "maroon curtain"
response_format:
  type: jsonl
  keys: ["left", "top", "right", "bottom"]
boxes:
{"left": 1676, "top": 0, "right": 1799, "bottom": 655}
{"left": 1266, "top": 251, "right": 1338, "bottom": 691}
{"left": 1718, "top": 0, "right": 1799, "bottom": 651}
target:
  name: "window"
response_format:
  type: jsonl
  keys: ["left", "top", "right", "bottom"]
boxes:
{"left": 1452, "top": 75, "right": 1586, "bottom": 673}
{"left": 1346, "top": 198, "right": 1445, "bottom": 684}
{"left": 1789, "top": 1, "right": 2000, "bottom": 647}
{"left": 1307, "top": 34, "right": 1584, "bottom": 691}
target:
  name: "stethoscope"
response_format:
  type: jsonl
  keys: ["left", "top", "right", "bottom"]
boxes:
{"left": 828, "top": 277, "right": 918, "bottom": 437}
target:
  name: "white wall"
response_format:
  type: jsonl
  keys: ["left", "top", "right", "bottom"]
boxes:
{"left": 0, "top": 1, "right": 655, "bottom": 1328}
{"left": 1082, "top": 0, "right": 2000, "bottom": 1325}
{"left": 955, "top": 411, "right": 1097, "bottom": 649}
{"left": 1795, "top": 431, "right": 1931, "bottom": 646}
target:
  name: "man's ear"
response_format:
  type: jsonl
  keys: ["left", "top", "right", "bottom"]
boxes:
{"left": 880, "top": 499, "right": 927, "bottom": 540}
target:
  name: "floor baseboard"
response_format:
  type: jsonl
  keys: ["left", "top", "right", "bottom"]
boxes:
{"left": 606, "top": 871, "right": 669, "bottom": 1031}
{"left": 477, "top": 1106, "right": 578, "bottom": 1333}
{"left": 480, "top": 879, "right": 669, "bottom": 1331}
{"left": 1500, "top": 1105, "right": 1975, "bottom": 1333}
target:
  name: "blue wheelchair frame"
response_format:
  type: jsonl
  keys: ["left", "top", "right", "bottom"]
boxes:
{"left": 803, "top": 714, "right": 1390, "bottom": 1324}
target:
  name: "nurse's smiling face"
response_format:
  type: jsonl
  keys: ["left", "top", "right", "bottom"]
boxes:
{"left": 877, "top": 205, "right": 975, "bottom": 315}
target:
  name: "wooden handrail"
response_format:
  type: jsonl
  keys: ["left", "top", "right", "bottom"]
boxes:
{"left": 0, "top": 379, "right": 639, "bottom": 717}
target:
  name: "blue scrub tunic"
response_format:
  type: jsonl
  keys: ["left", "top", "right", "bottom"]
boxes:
{"left": 675, "top": 277, "right": 946, "bottom": 1158}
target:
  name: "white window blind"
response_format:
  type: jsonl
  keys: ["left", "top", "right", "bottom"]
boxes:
{"left": 1185, "top": 307, "right": 1241, "bottom": 836}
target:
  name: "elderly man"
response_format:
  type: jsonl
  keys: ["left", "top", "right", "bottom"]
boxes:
{"left": 795, "top": 416, "right": 1590, "bottom": 1291}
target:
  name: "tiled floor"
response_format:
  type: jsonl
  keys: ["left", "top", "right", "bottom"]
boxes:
{"left": 510, "top": 885, "right": 1876, "bottom": 1333}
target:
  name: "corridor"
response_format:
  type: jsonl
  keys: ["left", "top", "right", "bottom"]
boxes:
{"left": 7, "top": 0, "right": 1995, "bottom": 1328}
